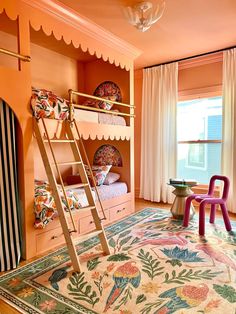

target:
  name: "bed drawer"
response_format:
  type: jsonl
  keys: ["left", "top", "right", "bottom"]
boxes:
{"left": 79, "top": 210, "right": 109, "bottom": 234}
{"left": 109, "top": 201, "right": 132, "bottom": 221}
{"left": 36, "top": 220, "right": 79, "bottom": 254}
{"left": 36, "top": 227, "right": 65, "bottom": 253}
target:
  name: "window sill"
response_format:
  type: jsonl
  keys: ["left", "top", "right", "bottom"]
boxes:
{"left": 192, "top": 184, "right": 220, "bottom": 197}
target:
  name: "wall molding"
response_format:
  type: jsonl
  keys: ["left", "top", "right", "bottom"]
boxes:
{"left": 22, "top": 0, "right": 142, "bottom": 60}
{"left": 179, "top": 84, "right": 222, "bottom": 101}
{"left": 179, "top": 52, "right": 223, "bottom": 70}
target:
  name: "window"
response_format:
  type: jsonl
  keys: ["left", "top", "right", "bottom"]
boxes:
{"left": 177, "top": 97, "right": 222, "bottom": 184}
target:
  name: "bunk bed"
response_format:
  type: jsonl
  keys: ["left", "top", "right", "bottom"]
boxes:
{"left": 31, "top": 85, "right": 134, "bottom": 254}
{"left": 0, "top": 0, "right": 139, "bottom": 260}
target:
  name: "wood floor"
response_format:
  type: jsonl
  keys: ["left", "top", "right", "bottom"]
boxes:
{"left": 0, "top": 198, "right": 235, "bottom": 314}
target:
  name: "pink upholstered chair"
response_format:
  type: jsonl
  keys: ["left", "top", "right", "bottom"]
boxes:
{"left": 183, "top": 175, "right": 232, "bottom": 236}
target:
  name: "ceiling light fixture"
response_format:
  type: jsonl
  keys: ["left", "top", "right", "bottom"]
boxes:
{"left": 125, "top": 1, "right": 165, "bottom": 32}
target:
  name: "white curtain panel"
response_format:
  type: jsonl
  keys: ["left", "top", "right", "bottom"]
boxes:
{"left": 222, "top": 48, "right": 236, "bottom": 213}
{"left": 140, "top": 63, "right": 178, "bottom": 203}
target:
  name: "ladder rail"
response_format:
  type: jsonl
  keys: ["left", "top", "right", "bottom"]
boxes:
{"left": 34, "top": 116, "right": 111, "bottom": 271}
{"left": 65, "top": 120, "right": 110, "bottom": 255}
{"left": 34, "top": 118, "right": 81, "bottom": 271}
{"left": 73, "top": 119, "right": 107, "bottom": 221}
{"left": 41, "top": 118, "right": 77, "bottom": 232}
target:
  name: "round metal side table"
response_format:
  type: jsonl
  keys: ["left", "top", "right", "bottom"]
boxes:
{"left": 169, "top": 184, "right": 195, "bottom": 220}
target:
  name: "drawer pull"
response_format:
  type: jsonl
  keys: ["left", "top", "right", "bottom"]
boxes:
{"left": 51, "top": 232, "right": 63, "bottom": 240}
{"left": 117, "top": 207, "right": 126, "bottom": 213}
{"left": 89, "top": 221, "right": 94, "bottom": 225}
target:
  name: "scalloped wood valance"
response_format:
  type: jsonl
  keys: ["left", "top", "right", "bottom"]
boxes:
{"left": 75, "top": 121, "right": 131, "bottom": 140}
{"left": 43, "top": 119, "right": 131, "bottom": 141}
{"left": 0, "top": 0, "right": 142, "bottom": 70}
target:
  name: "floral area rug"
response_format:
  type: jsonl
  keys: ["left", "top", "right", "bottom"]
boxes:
{"left": 1, "top": 208, "right": 236, "bottom": 314}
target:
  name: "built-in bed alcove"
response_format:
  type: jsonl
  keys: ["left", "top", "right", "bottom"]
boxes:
{"left": 29, "top": 23, "right": 134, "bottom": 255}
{"left": 0, "top": 0, "right": 137, "bottom": 260}
{"left": 83, "top": 139, "right": 131, "bottom": 192}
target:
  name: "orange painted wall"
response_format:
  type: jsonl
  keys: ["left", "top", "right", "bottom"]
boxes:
{"left": 178, "top": 62, "right": 223, "bottom": 92}
{"left": 134, "top": 61, "right": 223, "bottom": 196}
{"left": 31, "top": 43, "right": 81, "bottom": 98}
{"left": 0, "top": 31, "right": 18, "bottom": 70}
{"left": 134, "top": 69, "right": 143, "bottom": 197}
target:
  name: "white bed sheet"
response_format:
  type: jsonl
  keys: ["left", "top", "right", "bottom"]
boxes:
{"left": 71, "top": 182, "right": 128, "bottom": 202}
{"left": 74, "top": 109, "right": 126, "bottom": 126}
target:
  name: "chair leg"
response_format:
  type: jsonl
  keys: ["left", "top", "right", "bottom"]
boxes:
{"left": 199, "top": 202, "right": 206, "bottom": 236}
{"left": 220, "top": 203, "right": 232, "bottom": 232}
{"left": 183, "top": 197, "right": 192, "bottom": 227}
{"left": 209, "top": 204, "right": 216, "bottom": 223}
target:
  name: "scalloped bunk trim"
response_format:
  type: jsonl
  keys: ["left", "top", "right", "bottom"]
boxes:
{"left": 41, "top": 118, "right": 131, "bottom": 141}
{"left": 80, "top": 134, "right": 131, "bottom": 141}
{"left": 2, "top": 0, "right": 142, "bottom": 70}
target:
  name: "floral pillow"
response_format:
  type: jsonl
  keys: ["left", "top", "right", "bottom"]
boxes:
{"left": 83, "top": 95, "right": 116, "bottom": 111}
{"left": 82, "top": 98, "right": 99, "bottom": 108}
{"left": 97, "top": 95, "right": 116, "bottom": 110}
{"left": 85, "top": 165, "right": 112, "bottom": 186}
{"left": 31, "top": 88, "right": 70, "bottom": 120}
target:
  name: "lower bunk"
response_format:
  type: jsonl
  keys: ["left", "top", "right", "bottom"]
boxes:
{"left": 33, "top": 180, "right": 133, "bottom": 256}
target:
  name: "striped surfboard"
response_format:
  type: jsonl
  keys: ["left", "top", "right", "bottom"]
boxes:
{"left": 0, "top": 100, "right": 21, "bottom": 272}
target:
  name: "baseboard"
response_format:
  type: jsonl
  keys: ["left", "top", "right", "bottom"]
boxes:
{"left": 135, "top": 188, "right": 140, "bottom": 198}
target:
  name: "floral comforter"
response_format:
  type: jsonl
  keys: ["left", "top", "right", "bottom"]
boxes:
{"left": 34, "top": 180, "right": 90, "bottom": 229}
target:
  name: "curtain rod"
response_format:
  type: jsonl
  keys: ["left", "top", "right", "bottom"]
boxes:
{"left": 144, "top": 44, "right": 236, "bottom": 69}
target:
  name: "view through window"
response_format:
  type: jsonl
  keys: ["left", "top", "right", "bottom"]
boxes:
{"left": 177, "top": 96, "right": 222, "bottom": 184}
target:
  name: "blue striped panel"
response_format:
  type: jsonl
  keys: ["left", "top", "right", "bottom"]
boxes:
{"left": 0, "top": 100, "right": 21, "bottom": 271}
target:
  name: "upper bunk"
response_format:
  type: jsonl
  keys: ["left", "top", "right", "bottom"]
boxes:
{"left": 31, "top": 84, "right": 134, "bottom": 141}
{"left": 0, "top": 1, "right": 139, "bottom": 141}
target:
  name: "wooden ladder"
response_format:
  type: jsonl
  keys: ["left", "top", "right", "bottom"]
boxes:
{"left": 34, "top": 117, "right": 111, "bottom": 272}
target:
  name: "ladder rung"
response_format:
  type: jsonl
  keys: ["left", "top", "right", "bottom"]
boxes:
{"left": 75, "top": 230, "right": 103, "bottom": 243}
{"left": 52, "top": 161, "right": 82, "bottom": 166}
{"left": 64, "top": 183, "right": 89, "bottom": 190}
{"left": 78, "top": 206, "right": 96, "bottom": 213}
{"left": 65, "top": 205, "right": 95, "bottom": 215}
{"left": 44, "top": 139, "right": 75, "bottom": 143}
{"left": 69, "top": 229, "right": 77, "bottom": 233}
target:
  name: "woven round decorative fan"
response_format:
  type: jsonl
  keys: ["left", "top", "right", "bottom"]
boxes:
{"left": 94, "top": 81, "right": 122, "bottom": 102}
{"left": 93, "top": 144, "right": 123, "bottom": 167}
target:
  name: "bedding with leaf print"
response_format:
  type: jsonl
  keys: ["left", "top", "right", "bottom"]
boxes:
{"left": 31, "top": 88, "right": 71, "bottom": 120}
{"left": 34, "top": 180, "right": 82, "bottom": 229}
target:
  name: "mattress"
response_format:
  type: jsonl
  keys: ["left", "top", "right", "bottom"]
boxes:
{"left": 95, "top": 182, "right": 128, "bottom": 200}
{"left": 34, "top": 180, "right": 127, "bottom": 229}
{"left": 74, "top": 109, "right": 126, "bottom": 126}
{"left": 71, "top": 182, "right": 128, "bottom": 201}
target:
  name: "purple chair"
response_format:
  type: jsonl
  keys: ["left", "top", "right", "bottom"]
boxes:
{"left": 183, "top": 175, "right": 232, "bottom": 236}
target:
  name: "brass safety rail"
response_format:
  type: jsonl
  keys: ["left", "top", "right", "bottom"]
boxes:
{"left": 0, "top": 47, "right": 31, "bottom": 62}
{"left": 68, "top": 89, "right": 135, "bottom": 121}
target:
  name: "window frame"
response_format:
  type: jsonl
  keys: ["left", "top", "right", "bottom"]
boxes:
{"left": 177, "top": 87, "right": 223, "bottom": 188}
